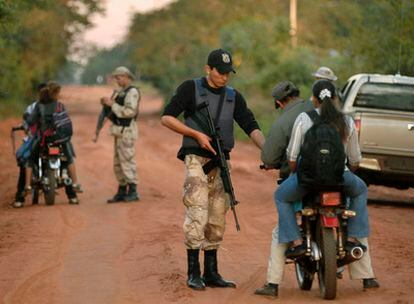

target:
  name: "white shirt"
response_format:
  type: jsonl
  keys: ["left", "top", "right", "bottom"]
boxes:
{"left": 286, "top": 108, "right": 361, "bottom": 169}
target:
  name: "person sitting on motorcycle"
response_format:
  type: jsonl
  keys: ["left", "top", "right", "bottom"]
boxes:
{"left": 25, "top": 81, "right": 82, "bottom": 204}
{"left": 276, "top": 79, "right": 370, "bottom": 257}
{"left": 255, "top": 80, "right": 379, "bottom": 297}
{"left": 12, "top": 83, "right": 47, "bottom": 208}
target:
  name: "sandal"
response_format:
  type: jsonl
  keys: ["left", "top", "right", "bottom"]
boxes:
{"left": 73, "top": 183, "right": 83, "bottom": 193}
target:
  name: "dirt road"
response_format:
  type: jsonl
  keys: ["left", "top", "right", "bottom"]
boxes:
{"left": 0, "top": 86, "right": 413, "bottom": 304}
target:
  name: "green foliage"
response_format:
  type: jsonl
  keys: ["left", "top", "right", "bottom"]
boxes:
{"left": 81, "top": 44, "right": 131, "bottom": 84}
{"left": 0, "top": 0, "right": 103, "bottom": 116}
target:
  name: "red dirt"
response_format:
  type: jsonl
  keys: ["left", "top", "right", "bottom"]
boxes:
{"left": 0, "top": 85, "right": 413, "bottom": 304}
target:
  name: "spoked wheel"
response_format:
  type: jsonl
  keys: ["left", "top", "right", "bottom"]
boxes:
{"left": 295, "top": 258, "right": 315, "bottom": 290}
{"left": 317, "top": 224, "right": 337, "bottom": 300}
{"left": 44, "top": 169, "right": 56, "bottom": 206}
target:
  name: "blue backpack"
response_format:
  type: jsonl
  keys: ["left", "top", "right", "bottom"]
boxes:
{"left": 52, "top": 102, "right": 73, "bottom": 144}
{"left": 16, "top": 136, "right": 34, "bottom": 166}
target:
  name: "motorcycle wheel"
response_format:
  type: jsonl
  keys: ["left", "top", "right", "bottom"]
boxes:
{"left": 32, "top": 187, "right": 39, "bottom": 205}
{"left": 44, "top": 169, "right": 56, "bottom": 206}
{"left": 317, "top": 225, "right": 337, "bottom": 300}
{"left": 295, "top": 259, "right": 314, "bottom": 290}
{"left": 32, "top": 165, "right": 39, "bottom": 205}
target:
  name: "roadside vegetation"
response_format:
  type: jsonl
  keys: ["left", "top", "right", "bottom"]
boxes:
{"left": 2, "top": 0, "right": 413, "bottom": 136}
{"left": 82, "top": 0, "right": 414, "bottom": 136}
{"left": 0, "top": 0, "right": 102, "bottom": 118}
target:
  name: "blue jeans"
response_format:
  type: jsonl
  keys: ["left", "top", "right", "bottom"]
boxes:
{"left": 275, "top": 171, "right": 370, "bottom": 243}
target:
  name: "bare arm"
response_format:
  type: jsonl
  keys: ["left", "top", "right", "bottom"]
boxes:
{"left": 249, "top": 129, "right": 265, "bottom": 150}
{"left": 288, "top": 160, "right": 297, "bottom": 172}
{"left": 161, "top": 115, "right": 216, "bottom": 155}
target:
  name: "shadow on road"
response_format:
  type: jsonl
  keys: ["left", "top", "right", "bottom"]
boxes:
{"left": 368, "top": 198, "right": 414, "bottom": 208}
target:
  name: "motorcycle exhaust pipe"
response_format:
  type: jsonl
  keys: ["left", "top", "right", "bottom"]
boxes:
{"left": 337, "top": 247, "right": 365, "bottom": 267}
{"left": 350, "top": 246, "right": 364, "bottom": 260}
{"left": 63, "top": 177, "right": 72, "bottom": 186}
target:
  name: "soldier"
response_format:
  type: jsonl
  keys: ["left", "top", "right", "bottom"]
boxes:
{"left": 101, "top": 66, "right": 140, "bottom": 203}
{"left": 161, "top": 49, "right": 264, "bottom": 290}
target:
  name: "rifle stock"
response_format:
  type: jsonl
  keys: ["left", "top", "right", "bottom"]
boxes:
{"left": 197, "top": 102, "right": 241, "bottom": 231}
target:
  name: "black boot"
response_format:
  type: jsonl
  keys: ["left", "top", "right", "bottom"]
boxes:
{"left": 107, "top": 185, "right": 127, "bottom": 203}
{"left": 187, "top": 249, "right": 205, "bottom": 290}
{"left": 124, "top": 183, "right": 140, "bottom": 202}
{"left": 203, "top": 250, "right": 236, "bottom": 288}
{"left": 363, "top": 278, "right": 380, "bottom": 289}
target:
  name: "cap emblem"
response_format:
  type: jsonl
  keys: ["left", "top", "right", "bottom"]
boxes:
{"left": 222, "top": 53, "right": 231, "bottom": 63}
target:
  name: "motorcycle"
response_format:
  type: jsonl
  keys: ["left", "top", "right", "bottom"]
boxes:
{"left": 259, "top": 163, "right": 365, "bottom": 300}
{"left": 292, "top": 189, "right": 365, "bottom": 300}
{"left": 31, "top": 143, "right": 73, "bottom": 205}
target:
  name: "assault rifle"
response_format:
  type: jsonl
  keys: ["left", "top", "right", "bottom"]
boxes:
{"left": 195, "top": 101, "right": 241, "bottom": 231}
{"left": 93, "top": 90, "right": 117, "bottom": 142}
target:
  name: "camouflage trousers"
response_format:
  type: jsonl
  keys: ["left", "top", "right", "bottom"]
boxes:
{"left": 266, "top": 225, "right": 375, "bottom": 284}
{"left": 113, "top": 129, "right": 138, "bottom": 185}
{"left": 183, "top": 155, "right": 229, "bottom": 250}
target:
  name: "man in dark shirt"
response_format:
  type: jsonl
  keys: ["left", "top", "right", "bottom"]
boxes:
{"left": 161, "top": 49, "right": 264, "bottom": 290}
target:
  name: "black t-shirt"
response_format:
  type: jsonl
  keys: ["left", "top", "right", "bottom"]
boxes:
{"left": 162, "top": 77, "right": 260, "bottom": 160}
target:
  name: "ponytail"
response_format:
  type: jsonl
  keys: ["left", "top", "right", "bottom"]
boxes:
{"left": 312, "top": 80, "right": 348, "bottom": 141}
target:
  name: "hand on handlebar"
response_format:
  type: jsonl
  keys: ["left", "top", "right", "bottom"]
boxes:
{"left": 259, "top": 164, "right": 277, "bottom": 170}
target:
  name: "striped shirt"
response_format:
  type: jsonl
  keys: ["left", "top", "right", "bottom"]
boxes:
{"left": 286, "top": 108, "right": 361, "bottom": 169}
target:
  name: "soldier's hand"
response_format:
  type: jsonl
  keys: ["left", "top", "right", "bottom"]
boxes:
{"left": 195, "top": 132, "right": 216, "bottom": 155}
{"left": 100, "top": 97, "right": 113, "bottom": 106}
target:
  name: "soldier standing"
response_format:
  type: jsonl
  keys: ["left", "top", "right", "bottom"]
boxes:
{"left": 101, "top": 66, "right": 140, "bottom": 203}
{"left": 161, "top": 49, "right": 264, "bottom": 290}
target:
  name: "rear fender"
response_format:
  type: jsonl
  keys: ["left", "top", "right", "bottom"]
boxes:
{"left": 320, "top": 214, "right": 339, "bottom": 227}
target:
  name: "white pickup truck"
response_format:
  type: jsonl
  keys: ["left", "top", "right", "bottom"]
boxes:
{"left": 341, "top": 74, "right": 414, "bottom": 189}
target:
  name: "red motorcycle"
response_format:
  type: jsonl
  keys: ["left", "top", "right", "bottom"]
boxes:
{"left": 31, "top": 143, "right": 73, "bottom": 205}
{"left": 293, "top": 189, "right": 365, "bottom": 300}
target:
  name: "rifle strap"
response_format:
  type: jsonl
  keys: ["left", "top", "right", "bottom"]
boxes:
{"left": 202, "top": 158, "right": 219, "bottom": 175}
{"left": 214, "top": 89, "right": 226, "bottom": 126}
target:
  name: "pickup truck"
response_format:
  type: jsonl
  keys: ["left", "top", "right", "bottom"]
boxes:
{"left": 341, "top": 73, "right": 414, "bottom": 189}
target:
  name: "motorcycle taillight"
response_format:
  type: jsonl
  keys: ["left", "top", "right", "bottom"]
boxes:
{"left": 48, "top": 146, "right": 60, "bottom": 155}
{"left": 320, "top": 192, "right": 341, "bottom": 206}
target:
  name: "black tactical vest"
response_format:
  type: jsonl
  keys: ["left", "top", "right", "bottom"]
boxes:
{"left": 110, "top": 86, "right": 139, "bottom": 126}
{"left": 181, "top": 78, "right": 236, "bottom": 152}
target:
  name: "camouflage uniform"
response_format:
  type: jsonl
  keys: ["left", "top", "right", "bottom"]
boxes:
{"left": 110, "top": 87, "right": 140, "bottom": 185}
{"left": 183, "top": 155, "right": 229, "bottom": 250}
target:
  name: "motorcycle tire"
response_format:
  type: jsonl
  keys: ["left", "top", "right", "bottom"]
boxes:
{"left": 32, "top": 187, "right": 39, "bottom": 205}
{"left": 317, "top": 225, "right": 337, "bottom": 300}
{"left": 44, "top": 169, "right": 56, "bottom": 206}
{"left": 295, "top": 259, "right": 314, "bottom": 290}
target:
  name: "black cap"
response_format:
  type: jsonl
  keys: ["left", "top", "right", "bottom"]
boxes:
{"left": 272, "top": 81, "right": 299, "bottom": 101}
{"left": 207, "top": 49, "right": 236, "bottom": 74}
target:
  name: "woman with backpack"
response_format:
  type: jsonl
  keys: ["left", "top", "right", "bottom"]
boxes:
{"left": 25, "top": 81, "right": 82, "bottom": 204}
{"left": 276, "top": 79, "right": 370, "bottom": 257}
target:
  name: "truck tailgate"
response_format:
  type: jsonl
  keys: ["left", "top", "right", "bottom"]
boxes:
{"left": 359, "top": 112, "right": 414, "bottom": 157}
